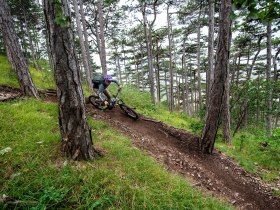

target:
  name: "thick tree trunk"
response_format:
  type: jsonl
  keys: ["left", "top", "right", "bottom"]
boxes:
{"left": 73, "top": 0, "right": 94, "bottom": 94}
{"left": 97, "top": 0, "right": 107, "bottom": 74}
{"left": 207, "top": 0, "right": 215, "bottom": 112}
{"left": 200, "top": 0, "right": 232, "bottom": 154}
{"left": 44, "top": 0, "right": 98, "bottom": 160}
{"left": 266, "top": 22, "right": 272, "bottom": 136}
{"left": 0, "top": 0, "right": 39, "bottom": 98}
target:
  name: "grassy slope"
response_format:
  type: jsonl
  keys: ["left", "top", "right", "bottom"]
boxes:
{"left": 0, "top": 55, "right": 55, "bottom": 90}
{"left": 0, "top": 56, "right": 232, "bottom": 208}
{"left": 0, "top": 99, "right": 232, "bottom": 209}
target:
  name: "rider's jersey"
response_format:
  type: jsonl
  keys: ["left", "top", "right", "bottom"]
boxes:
{"left": 92, "top": 75, "right": 120, "bottom": 101}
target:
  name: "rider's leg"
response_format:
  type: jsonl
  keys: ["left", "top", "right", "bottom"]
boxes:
{"left": 92, "top": 83, "right": 98, "bottom": 97}
{"left": 104, "top": 89, "right": 111, "bottom": 100}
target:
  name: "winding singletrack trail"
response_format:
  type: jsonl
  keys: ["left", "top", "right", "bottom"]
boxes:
{"left": 1, "top": 86, "right": 279, "bottom": 210}
{"left": 87, "top": 105, "right": 280, "bottom": 210}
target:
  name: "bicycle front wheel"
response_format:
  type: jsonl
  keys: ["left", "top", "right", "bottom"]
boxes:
{"left": 120, "top": 104, "right": 139, "bottom": 120}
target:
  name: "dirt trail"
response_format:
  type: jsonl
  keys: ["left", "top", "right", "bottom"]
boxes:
{"left": 87, "top": 105, "right": 280, "bottom": 210}
{"left": 1, "top": 86, "right": 279, "bottom": 210}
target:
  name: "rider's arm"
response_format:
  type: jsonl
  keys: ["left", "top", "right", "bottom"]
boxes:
{"left": 111, "top": 79, "right": 120, "bottom": 87}
{"left": 98, "top": 84, "right": 106, "bottom": 101}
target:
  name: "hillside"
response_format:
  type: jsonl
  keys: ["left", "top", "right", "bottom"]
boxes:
{"left": 0, "top": 55, "right": 279, "bottom": 209}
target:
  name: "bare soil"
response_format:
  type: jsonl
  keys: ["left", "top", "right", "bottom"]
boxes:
{"left": 1, "top": 86, "right": 279, "bottom": 210}
{"left": 0, "top": 85, "right": 22, "bottom": 102}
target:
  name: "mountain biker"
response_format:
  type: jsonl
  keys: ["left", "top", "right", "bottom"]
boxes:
{"left": 92, "top": 75, "right": 121, "bottom": 107}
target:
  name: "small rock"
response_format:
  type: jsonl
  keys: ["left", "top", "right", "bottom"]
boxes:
{"left": 0, "top": 147, "right": 12, "bottom": 155}
{"left": 10, "top": 172, "right": 21, "bottom": 179}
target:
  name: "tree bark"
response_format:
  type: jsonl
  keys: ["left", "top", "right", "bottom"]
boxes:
{"left": 23, "top": 11, "right": 41, "bottom": 70}
{"left": 155, "top": 37, "right": 161, "bottom": 102}
{"left": 207, "top": 0, "right": 215, "bottom": 112}
{"left": 200, "top": 0, "right": 232, "bottom": 154}
{"left": 97, "top": 0, "right": 107, "bottom": 74}
{"left": 44, "top": 0, "right": 98, "bottom": 160}
{"left": 266, "top": 22, "right": 272, "bottom": 136}
{"left": 73, "top": 0, "right": 94, "bottom": 94}
{"left": 189, "top": 64, "right": 194, "bottom": 116}
{"left": 197, "top": 4, "right": 202, "bottom": 111}
{"left": 247, "top": 36, "right": 263, "bottom": 80}
{"left": 79, "top": 0, "right": 93, "bottom": 83}
{"left": 142, "top": 2, "right": 156, "bottom": 104}
{"left": 167, "top": 4, "right": 174, "bottom": 111}
{"left": 0, "top": 0, "right": 39, "bottom": 98}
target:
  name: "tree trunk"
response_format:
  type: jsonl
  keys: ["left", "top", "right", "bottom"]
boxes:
{"left": 165, "top": 71, "right": 168, "bottom": 104}
{"left": 23, "top": 12, "right": 41, "bottom": 70}
{"left": 222, "top": 18, "right": 232, "bottom": 143}
{"left": 182, "top": 39, "right": 189, "bottom": 115}
{"left": 167, "top": 4, "right": 174, "bottom": 111}
{"left": 189, "top": 65, "right": 194, "bottom": 116}
{"left": 200, "top": 0, "right": 232, "bottom": 154}
{"left": 44, "top": 0, "right": 98, "bottom": 160}
{"left": 207, "top": 0, "right": 215, "bottom": 112}
{"left": 97, "top": 0, "right": 107, "bottom": 74}
{"left": 73, "top": 0, "right": 94, "bottom": 94}
{"left": 177, "top": 78, "right": 180, "bottom": 112}
{"left": 0, "top": 0, "right": 39, "bottom": 98}
{"left": 266, "top": 22, "right": 272, "bottom": 136}
{"left": 121, "top": 42, "right": 128, "bottom": 84}
{"left": 155, "top": 38, "right": 161, "bottom": 102}
{"left": 142, "top": 3, "right": 156, "bottom": 104}
{"left": 79, "top": 0, "right": 93, "bottom": 81}
{"left": 247, "top": 36, "right": 263, "bottom": 80}
{"left": 197, "top": 5, "right": 202, "bottom": 111}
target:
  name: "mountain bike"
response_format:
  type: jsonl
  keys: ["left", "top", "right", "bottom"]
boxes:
{"left": 89, "top": 89, "right": 139, "bottom": 120}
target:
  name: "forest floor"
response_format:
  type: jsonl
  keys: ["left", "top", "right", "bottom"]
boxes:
{"left": 1, "top": 85, "right": 279, "bottom": 210}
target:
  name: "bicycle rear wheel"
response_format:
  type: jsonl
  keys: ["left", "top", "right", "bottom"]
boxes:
{"left": 120, "top": 104, "right": 139, "bottom": 120}
{"left": 89, "top": 95, "right": 102, "bottom": 110}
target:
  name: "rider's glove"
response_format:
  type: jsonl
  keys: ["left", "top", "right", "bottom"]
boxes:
{"left": 104, "top": 101, "right": 109, "bottom": 106}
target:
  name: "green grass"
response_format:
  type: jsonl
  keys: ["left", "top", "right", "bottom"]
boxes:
{"left": 0, "top": 55, "right": 54, "bottom": 89}
{"left": 0, "top": 99, "right": 232, "bottom": 209}
{"left": 0, "top": 55, "right": 19, "bottom": 87}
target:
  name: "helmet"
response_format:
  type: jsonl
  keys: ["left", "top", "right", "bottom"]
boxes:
{"left": 104, "top": 75, "right": 113, "bottom": 82}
